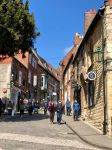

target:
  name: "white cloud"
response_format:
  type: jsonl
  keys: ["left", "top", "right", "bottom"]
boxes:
{"left": 64, "top": 45, "right": 73, "bottom": 55}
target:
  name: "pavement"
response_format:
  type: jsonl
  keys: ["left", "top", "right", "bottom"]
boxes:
{"left": 62, "top": 115, "right": 112, "bottom": 150}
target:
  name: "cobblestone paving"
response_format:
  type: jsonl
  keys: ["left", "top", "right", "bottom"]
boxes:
{"left": 0, "top": 113, "right": 103, "bottom": 150}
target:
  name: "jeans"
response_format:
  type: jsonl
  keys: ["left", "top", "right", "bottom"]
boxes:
{"left": 50, "top": 112, "right": 55, "bottom": 122}
{"left": 74, "top": 110, "right": 79, "bottom": 120}
{"left": 8, "top": 109, "right": 12, "bottom": 116}
{"left": 66, "top": 107, "right": 71, "bottom": 116}
{"left": 57, "top": 111, "right": 62, "bottom": 123}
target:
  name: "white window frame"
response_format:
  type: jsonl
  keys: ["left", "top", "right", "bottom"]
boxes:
{"left": 19, "top": 71, "right": 22, "bottom": 86}
{"left": 28, "top": 71, "right": 31, "bottom": 84}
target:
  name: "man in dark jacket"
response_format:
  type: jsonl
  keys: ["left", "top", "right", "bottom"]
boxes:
{"left": 73, "top": 100, "right": 80, "bottom": 121}
{"left": 0, "top": 98, "right": 3, "bottom": 116}
{"left": 56, "top": 100, "right": 64, "bottom": 124}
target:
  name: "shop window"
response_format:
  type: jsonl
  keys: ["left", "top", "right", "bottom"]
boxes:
{"left": 88, "top": 81, "right": 94, "bottom": 107}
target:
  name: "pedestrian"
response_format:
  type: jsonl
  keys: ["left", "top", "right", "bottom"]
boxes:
{"left": 28, "top": 100, "right": 33, "bottom": 115}
{"left": 1, "top": 97, "right": 7, "bottom": 112}
{"left": 48, "top": 100, "right": 55, "bottom": 123}
{"left": 19, "top": 99, "right": 24, "bottom": 117}
{"left": 56, "top": 100, "right": 64, "bottom": 124}
{"left": 73, "top": 100, "right": 80, "bottom": 121}
{"left": 33, "top": 101, "right": 39, "bottom": 114}
{"left": 43, "top": 100, "right": 48, "bottom": 114}
{"left": 7, "top": 101, "right": 13, "bottom": 117}
{"left": 66, "top": 98, "right": 71, "bottom": 116}
{"left": 0, "top": 98, "right": 3, "bottom": 116}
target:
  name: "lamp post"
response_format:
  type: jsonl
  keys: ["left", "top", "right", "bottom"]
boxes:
{"left": 10, "top": 74, "right": 14, "bottom": 101}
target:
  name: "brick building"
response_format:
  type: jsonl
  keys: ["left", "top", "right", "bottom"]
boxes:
{"left": 38, "top": 55, "right": 60, "bottom": 104}
{"left": 0, "top": 55, "right": 28, "bottom": 111}
{"left": 59, "top": 33, "right": 83, "bottom": 107}
{"left": 0, "top": 49, "right": 60, "bottom": 110}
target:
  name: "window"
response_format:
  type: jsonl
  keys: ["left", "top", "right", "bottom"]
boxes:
{"left": 88, "top": 82, "right": 94, "bottom": 107}
{"left": 41, "top": 76, "right": 44, "bottom": 87}
{"left": 28, "top": 71, "right": 31, "bottom": 84}
{"left": 29, "top": 54, "right": 32, "bottom": 64}
{"left": 19, "top": 71, "right": 22, "bottom": 85}
{"left": 33, "top": 75, "right": 37, "bottom": 87}
{"left": 22, "top": 78, "right": 26, "bottom": 86}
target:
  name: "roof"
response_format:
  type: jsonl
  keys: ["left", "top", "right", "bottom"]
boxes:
{"left": 72, "top": 6, "right": 105, "bottom": 63}
{"left": 37, "top": 54, "right": 59, "bottom": 81}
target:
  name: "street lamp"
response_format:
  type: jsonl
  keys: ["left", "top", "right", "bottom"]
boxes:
{"left": 93, "top": 46, "right": 103, "bottom": 62}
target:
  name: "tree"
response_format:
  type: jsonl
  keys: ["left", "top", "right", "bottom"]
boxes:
{"left": 0, "top": 0, "right": 39, "bottom": 57}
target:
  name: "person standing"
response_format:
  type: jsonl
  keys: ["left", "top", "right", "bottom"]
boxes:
{"left": 48, "top": 100, "right": 55, "bottom": 123}
{"left": 33, "top": 101, "right": 39, "bottom": 114}
{"left": 7, "top": 101, "right": 13, "bottom": 117}
{"left": 66, "top": 98, "right": 71, "bottom": 116}
{"left": 73, "top": 100, "right": 80, "bottom": 121}
{"left": 56, "top": 100, "right": 64, "bottom": 124}
{"left": 43, "top": 100, "right": 48, "bottom": 114}
{"left": 28, "top": 100, "right": 33, "bottom": 115}
{"left": 0, "top": 98, "right": 3, "bottom": 116}
{"left": 20, "top": 99, "right": 24, "bottom": 117}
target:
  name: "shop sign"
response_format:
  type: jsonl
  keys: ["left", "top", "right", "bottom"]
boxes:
{"left": 87, "top": 71, "right": 96, "bottom": 81}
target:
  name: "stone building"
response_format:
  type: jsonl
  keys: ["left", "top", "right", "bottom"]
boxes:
{"left": 72, "top": 0, "right": 112, "bottom": 136}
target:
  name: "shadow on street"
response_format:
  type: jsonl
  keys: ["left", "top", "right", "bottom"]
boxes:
{"left": 0, "top": 112, "right": 49, "bottom": 122}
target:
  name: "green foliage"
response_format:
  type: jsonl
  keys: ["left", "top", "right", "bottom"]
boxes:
{"left": 0, "top": 0, "right": 39, "bottom": 56}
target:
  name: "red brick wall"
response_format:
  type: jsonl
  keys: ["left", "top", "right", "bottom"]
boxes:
{"left": 0, "top": 57, "right": 12, "bottom": 64}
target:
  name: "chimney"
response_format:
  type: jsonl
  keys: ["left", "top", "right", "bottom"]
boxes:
{"left": 84, "top": 9, "right": 96, "bottom": 33}
{"left": 73, "top": 32, "right": 83, "bottom": 47}
{"left": 104, "top": 0, "right": 112, "bottom": 7}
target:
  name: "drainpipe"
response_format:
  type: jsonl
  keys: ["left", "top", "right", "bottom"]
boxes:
{"left": 99, "top": 7, "right": 107, "bottom": 135}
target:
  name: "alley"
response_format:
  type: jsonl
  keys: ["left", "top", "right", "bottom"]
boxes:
{"left": 0, "top": 112, "right": 102, "bottom": 150}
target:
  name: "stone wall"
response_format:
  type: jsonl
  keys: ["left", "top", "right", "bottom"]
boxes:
{"left": 104, "top": 1, "right": 112, "bottom": 136}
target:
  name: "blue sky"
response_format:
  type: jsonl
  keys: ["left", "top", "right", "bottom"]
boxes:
{"left": 28, "top": 0, "right": 104, "bottom": 69}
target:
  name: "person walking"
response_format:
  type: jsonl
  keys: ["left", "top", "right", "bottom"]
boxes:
{"left": 19, "top": 99, "right": 24, "bottom": 117}
{"left": 48, "top": 100, "right": 55, "bottom": 123}
{"left": 0, "top": 98, "right": 3, "bottom": 116}
{"left": 73, "top": 100, "right": 80, "bottom": 121}
{"left": 56, "top": 100, "right": 64, "bottom": 124}
{"left": 28, "top": 100, "right": 33, "bottom": 115}
{"left": 43, "top": 100, "right": 48, "bottom": 114}
{"left": 66, "top": 98, "right": 71, "bottom": 116}
{"left": 7, "top": 101, "right": 13, "bottom": 117}
{"left": 33, "top": 101, "right": 39, "bottom": 114}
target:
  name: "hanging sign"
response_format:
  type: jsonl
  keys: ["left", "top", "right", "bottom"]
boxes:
{"left": 2, "top": 88, "right": 7, "bottom": 93}
{"left": 87, "top": 71, "right": 96, "bottom": 81}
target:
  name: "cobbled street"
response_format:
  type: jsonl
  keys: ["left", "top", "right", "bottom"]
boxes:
{"left": 0, "top": 112, "right": 102, "bottom": 150}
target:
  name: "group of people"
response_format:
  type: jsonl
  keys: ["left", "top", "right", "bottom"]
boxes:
{"left": 0, "top": 98, "right": 40, "bottom": 118}
{"left": 0, "top": 96, "right": 80, "bottom": 122}
{"left": 47, "top": 100, "right": 64, "bottom": 124}
{"left": 66, "top": 98, "right": 80, "bottom": 121}
{"left": 46, "top": 99, "right": 80, "bottom": 124}
{"left": 19, "top": 99, "right": 39, "bottom": 117}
